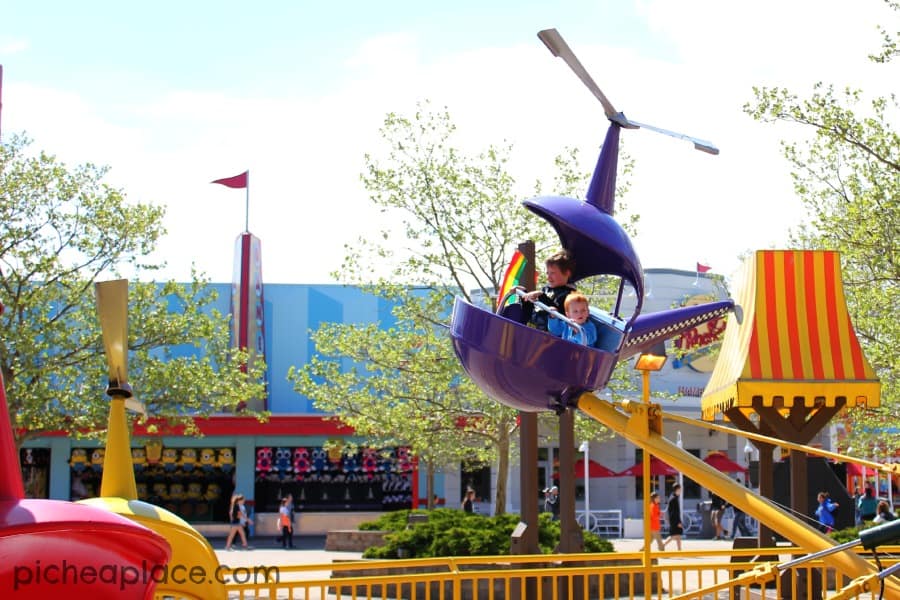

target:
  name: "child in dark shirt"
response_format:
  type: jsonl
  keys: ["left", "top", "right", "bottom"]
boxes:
{"left": 522, "top": 250, "right": 577, "bottom": 331}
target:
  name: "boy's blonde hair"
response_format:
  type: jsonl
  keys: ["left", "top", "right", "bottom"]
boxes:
{"left": 564, "top": 292, "right": 589, "bottom": 312}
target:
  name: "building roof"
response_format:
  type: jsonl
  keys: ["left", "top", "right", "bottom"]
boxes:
{"left": 701, "top": 250, "right": 879, "bottom": 420}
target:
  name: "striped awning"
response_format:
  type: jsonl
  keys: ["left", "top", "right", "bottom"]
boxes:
{"left": 701, "top": 250, "right": 880, "bottom": 420}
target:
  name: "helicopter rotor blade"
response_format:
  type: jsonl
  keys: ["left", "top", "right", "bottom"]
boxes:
{"left": 95, "top": 280, "right": 128, "bottom": 387}
{"left": 537, "top": 28, "right": 619, "bottom": 119}
{"left": 538, "top": 28, "right": 719, "bottom": 155}
{"left": 625, "top": 118, "right": 720, "bottom": 155}
{"left": 95, "top": 279, "right": 141, "bottom": 412}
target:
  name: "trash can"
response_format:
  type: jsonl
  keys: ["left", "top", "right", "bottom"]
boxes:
{"left": 699, "top": 500, "right": 715, "bottom": 538}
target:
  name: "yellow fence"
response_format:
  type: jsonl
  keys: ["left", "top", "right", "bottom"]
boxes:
{"left": 150, "top": 546, "right": 900, "bottom": 600}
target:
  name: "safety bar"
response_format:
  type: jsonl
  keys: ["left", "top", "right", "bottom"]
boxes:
{"left": 498, "top": 287, "right": 586, "bottom": 345}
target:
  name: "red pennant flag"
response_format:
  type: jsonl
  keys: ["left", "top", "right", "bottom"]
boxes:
{"left": 696, "top": 262, "right": 712, "bottom": 273}
{"left": 211, "top": 171, "right": 248, "bottom": 189}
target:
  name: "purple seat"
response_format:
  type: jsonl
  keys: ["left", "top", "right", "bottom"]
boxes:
{"left": 451, "top": 297, "right": 619, "bottom": 412}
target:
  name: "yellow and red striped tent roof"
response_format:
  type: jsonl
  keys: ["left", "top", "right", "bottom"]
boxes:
{"left": 701, "top": 250, "right": 879, "bottom": 421}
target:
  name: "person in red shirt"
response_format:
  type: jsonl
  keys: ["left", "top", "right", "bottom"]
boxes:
{"left": 641, "top": 491, "right": 666, "bottom": 551}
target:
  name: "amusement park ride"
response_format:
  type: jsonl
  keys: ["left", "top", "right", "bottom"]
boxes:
{"left": 0, "top": 281, "right": 226, "bottom": 599}
{"left": 0, "top": 292, "right": 172, "bottom": 599}
{"left": 78, "top": 280, "right": 227, "bottom": 600}
{"left": 0, "top": 29, "right": 899, "bottom": 599}
{"left": 451, "top": 29, "right": 900, "bottom": 597}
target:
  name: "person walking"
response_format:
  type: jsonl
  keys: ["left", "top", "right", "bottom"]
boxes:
{"left": 663, "top": 484, "right": 683, "bottom": 550}
{"left": 639, "top": 492, "right": 666, "bottom": 551}
{"left": 544, "top": 481, "right": 560, "bottom": 521}
{"left": 710, "top": 493, "right": 728, "bottom": 539}
{"left": 731, "top": 479, "right": 752, "bottom": 538}
{"left": 278, "top": 495, "right": 294, "bottom": 549}
{"left": 815, "top": 492, "right": 839, "bottom": 533}
{"left": 225, "top": 493, "right": 250, "bottom": 551}
{"left": 857, "top": 487, "right": 878, "bottom": 522}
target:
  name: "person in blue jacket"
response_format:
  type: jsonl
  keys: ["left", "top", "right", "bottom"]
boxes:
{"left": 548, "top": 292, "right": 597, "bottom": 347}
{"left": 815, "top": 491, "right": 839, "bottom": 533}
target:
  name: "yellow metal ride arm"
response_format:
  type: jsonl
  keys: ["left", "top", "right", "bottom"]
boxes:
{"left": 577, "top": 392, "right": 900, "bottom": 597}
{"left": 664, "top": 411, "right": 900, "bottom": 477}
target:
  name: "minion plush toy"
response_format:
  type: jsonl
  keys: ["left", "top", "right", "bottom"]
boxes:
{"left": 199, "top": 448, "right": 217, "bottom": 472}
{"left": 168, "top": 483, "right": 185, "bottom": 501}
{"left": 161, "top": 447, "right": 179, "bottom": 472}
{"left": 217, "top": 448, "right": 234, "bottom": 473}
{"left": 145, "top": 440, "right": 163, "bottom": 466}
{"left": 70, "top": 449, "right": 88, "bottom": 473}
{"left": 90, "top": 448, "right": 105, "bottom": 473}
{"left": 136, "top": 482, "right": 149, "bottom": 501}
{"left": 152, "top": 483, "right": 169, "bottom": 502}
{"left": 180, "top": 448, "right": 197, "bottom": 472}
{"left": 186, "top": 482, "right": 203, "bottom": 501}
{"left": 204, "top": 483, "right": 221, "bottom": 502}
{"left": 131, "top": 447, "right": 147, "bottom": 472}
{"left": 188, "top": 483, "right": 206, "bottom": 517}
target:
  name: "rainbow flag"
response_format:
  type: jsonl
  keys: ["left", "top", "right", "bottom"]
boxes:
{"left": 498, "top": 250, "right": 528, "bottom": 304}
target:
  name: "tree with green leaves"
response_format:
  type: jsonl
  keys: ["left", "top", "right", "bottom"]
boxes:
{"left": 0, "top": 135, "right": 267, "bottom": 448}
{"left": 744, "top": 0, "right": 898, "bottom": 450}
{"left": 292, "top": 103, "right": 638, "bottom": 514}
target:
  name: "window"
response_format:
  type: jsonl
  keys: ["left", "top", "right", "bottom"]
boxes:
{"left": 633, "top": 448, "right": 701, "bottom": 499}
{"left": 461, "top": 463, "right": 491, "bottom": 504}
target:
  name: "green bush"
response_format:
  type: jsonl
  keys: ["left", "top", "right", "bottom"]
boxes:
{"left": 829, "top": 525, "right": 861, "bottom": 544}
{"left": 360, "top": 509, "right": 613, "bottom": 558}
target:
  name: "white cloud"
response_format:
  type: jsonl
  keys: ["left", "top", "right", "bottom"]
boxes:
{"left": 0, "top": 37, "right": 28, "bottom": 54}
{"left": 2, "top": 3, "right": 895, "bottom": 287}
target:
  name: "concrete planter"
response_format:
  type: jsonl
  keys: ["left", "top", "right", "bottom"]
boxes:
{"left": 324, "top": 529, "right": 388, "bottom": 552}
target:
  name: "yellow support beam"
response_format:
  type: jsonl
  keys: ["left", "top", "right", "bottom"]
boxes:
{"left": 576, "top": 392, "right": 900, "bottom": 595}
{"left": 99, "top": 396, "right": 138, "bottom": 500}
{"left": 664, "top": 410, "right": 900, "bottom": 475}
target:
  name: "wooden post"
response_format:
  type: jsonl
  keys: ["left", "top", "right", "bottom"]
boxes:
{"left": 516, "top": 241, "right": 540, "bottom": 556}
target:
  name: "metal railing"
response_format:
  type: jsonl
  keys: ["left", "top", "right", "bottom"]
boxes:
{"left": 576, "top": 509, "right": 623, "bottom": 537}
{"left": 191, "top": 545, "right": 900, "bottom": 600}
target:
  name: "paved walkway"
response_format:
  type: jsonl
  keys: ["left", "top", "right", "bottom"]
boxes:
{"left": 211, "top": 535, "right": 363, "bottom": 571}
{"left": 209, "top": 534, "right": 751, "bottom": 570}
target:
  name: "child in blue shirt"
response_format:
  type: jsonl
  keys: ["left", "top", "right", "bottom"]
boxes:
{"left": 548, "top": 292, "right": 597, "bottom": 347}
{"left": 815, "top": 491, "right": 839, "bottom": 533}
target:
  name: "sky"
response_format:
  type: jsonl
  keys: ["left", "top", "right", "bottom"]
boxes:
{"left": 1, "top": 0, "right": 895, "bottom": 285}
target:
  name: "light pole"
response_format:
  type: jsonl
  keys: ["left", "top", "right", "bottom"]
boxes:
{"left": 579, "top": 441, "right": 590, "bottom": 531}
{"left": 635, "top": 341, "right": 667, "bottom": 574}
{"left": 676, "top": 431, "right": 684, "bottom": 526}
{"left": 888, "top": 454, "right": 894, "bottom": 509}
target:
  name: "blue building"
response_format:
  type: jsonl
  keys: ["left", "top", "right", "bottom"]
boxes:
{"left": 18, "top": 233, "right": 754, "bottom": 534}
{"left": 22, "top": 277, "right": 433, "bottom": 534}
